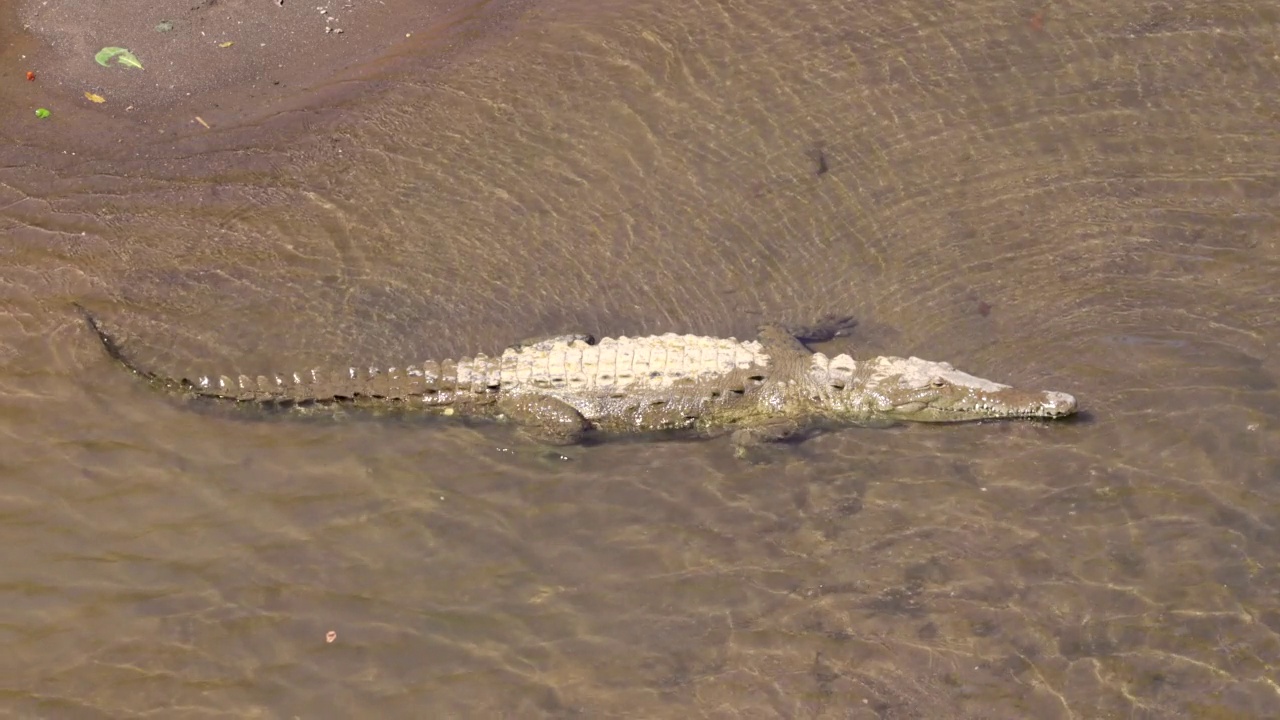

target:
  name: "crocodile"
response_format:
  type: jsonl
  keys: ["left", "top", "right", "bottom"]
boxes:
{"left": 77, "top": 308, "right": 1077, "bottom": 448}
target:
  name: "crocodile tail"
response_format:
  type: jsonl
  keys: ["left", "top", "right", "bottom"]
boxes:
{"left": 176, "top": 359, "right": 505, "bottom": 406}
{"left": 76, "top": 304, "right": 187, "bottom": 393}
{"left": 76, "top": 305, "right": 501, "bottom": 407}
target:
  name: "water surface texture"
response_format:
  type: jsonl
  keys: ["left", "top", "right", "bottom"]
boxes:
{"left": 2, "top": 0, "right": 1280, "bottom": 717}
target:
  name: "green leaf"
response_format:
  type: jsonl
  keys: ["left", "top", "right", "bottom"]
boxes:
{"left": 116, "top": 53, "right": 144, "bottom": 70}
{"left": 94, "top": 47, "right": 144, "bottom": 70}
{"left": 35, "top": 108, "right": 51, "bottom": 119}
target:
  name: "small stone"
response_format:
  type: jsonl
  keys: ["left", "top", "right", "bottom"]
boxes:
{"left": 155, "top": 20, "right": 173, "bottom": 32}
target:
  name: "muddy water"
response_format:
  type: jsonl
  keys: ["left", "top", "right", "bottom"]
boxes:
{"left": 3, "top": 0, "right": 1280, "bottom": 716}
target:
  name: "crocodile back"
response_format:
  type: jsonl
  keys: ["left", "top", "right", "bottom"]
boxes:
{"left": 500, "top": 334, "right": 769, "bottom": 393}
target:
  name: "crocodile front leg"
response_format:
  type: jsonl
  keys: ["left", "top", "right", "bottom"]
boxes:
{"left": 729, "top": 418, "right": 803, "bottom": 457}
{"left": 731, "top": 419, "right": 802, "bottom": 445}
{"left": 785, "top": 314, "right": 858, "bottom": 344}
{"left": 498, "top": 395, "right": 591, "bottom": 445}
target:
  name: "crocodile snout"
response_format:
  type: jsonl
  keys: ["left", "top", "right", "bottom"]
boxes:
{"left": 1040, "top": 391, "right": 1078, "bottom": 417}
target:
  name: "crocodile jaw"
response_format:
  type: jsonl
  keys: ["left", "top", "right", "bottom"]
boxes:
{"left": 853, "top": 356, "right": 1077, "bottom": 422}
{"left": 882, "top": 387, "right": 1078, "bottom": 422}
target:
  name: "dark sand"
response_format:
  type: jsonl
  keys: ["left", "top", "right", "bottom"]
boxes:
{"left": 1, "top": 0, "right": 529, "bottom": 156}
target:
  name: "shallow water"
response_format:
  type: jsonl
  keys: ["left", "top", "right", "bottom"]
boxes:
{"left": 2, "top": 0, "right": 1279, "bottom": 717}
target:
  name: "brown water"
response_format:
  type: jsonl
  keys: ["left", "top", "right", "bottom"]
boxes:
{"left": 3, "top": 0, "right": 1280, "bottom": 717}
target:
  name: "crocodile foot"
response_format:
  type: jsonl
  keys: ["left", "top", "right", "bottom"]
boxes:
{"left": 786, "top": 314, "right": 858, "bottom": 344}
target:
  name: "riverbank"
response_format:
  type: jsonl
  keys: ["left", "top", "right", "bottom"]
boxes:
{"left": 0, "top": 0, "right": 530, "bottom": 156}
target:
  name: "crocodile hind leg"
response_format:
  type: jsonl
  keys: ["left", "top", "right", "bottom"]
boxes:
{"left": 507, "top": 333, "right": 595, "bottom": 352}
{"left": 498, "top": 395, "right": 591, "bottom": 445}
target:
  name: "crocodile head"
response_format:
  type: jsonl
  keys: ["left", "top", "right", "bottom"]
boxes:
{"left": 848, "top": 356, "right": 1077, "bottom": 422}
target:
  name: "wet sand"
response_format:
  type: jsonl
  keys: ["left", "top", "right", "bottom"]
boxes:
{"left": 1, "top": 0, "right": 530, "bottom": 155}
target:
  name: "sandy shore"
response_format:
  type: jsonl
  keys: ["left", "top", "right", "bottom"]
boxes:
{"left": 0, "top": 0, "right": 529, "bottom": 154}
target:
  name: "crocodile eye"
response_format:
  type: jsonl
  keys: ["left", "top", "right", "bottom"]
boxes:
{"left": 930, "top": 378, "right": 948, "bottom": 388}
